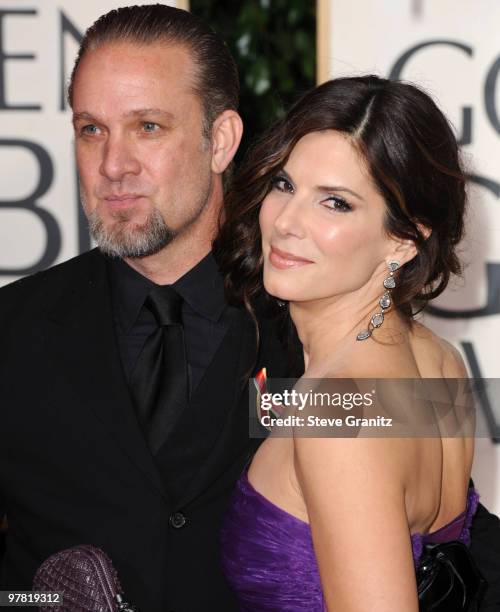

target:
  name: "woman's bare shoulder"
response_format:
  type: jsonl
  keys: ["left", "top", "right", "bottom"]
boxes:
{"left": 321, "top": 320, "right": 468, "bottom": 380}
{"left": 410, "top": 321, "right": 468, "bottom": 378}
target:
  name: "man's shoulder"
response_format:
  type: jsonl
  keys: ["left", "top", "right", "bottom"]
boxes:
{"left": 0, "top": 249, "right": 104, "bottom": 314}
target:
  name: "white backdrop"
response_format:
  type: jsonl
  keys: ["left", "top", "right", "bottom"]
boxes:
{"left": 0, "top": 0, "right": 186, "bottom": 281}
{"left": 318, "top": 0, "right": 500, "bottom": 513}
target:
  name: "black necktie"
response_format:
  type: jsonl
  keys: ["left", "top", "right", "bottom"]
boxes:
{"left": 130, "top": 285, "right": 189, "bottom": 454}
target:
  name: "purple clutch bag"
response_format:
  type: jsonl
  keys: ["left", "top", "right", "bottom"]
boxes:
{"left": 33, "top": 544, "right": 137, "bottom": 611}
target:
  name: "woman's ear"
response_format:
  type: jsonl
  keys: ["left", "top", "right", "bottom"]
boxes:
{"left": 210, "top": 110, "right": 244, "bottom": 175}
{"left": 387, "top": 223, "right": 431, "bottom": 267}
{"left": 390, "top": 239, "right": 417, "bottom": 267}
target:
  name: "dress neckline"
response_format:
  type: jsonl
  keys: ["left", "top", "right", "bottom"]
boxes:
{"left": 242, "top": 469, "right": 476, "bottom": 540}
{"left": 242, "top": 469, "right": 310, "bottom": 527}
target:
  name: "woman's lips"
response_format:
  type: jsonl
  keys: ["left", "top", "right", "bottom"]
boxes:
{"left": 269, "top": 246, "right": 313, "bottom": 269}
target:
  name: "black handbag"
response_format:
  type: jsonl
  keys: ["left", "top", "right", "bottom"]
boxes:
{"left": 417, "top": 541, "right": 487, "bottom": 611}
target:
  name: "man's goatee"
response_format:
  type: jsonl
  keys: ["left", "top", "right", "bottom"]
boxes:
{"left": 88, "top": 208, "right": 176, "bottom": 258}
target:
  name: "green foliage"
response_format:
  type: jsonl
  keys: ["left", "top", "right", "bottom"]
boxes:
{"left": 190, "top": 0, "right": 316, "bottom": 159}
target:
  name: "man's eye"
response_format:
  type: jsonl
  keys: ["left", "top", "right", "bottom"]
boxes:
{"left": 81, "top": 124, "right": 99, "bottom": 136}
{"left": 323, "top": 196, "right": 352, "bottom": 213}
{"left": 142, "top": 122, "right": 160, "bottom": 133}
{"left": 271, "top": 175, "right": 294, "bottom": 193}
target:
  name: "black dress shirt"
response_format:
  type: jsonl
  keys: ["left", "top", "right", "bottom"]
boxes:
{"left": 106, "top": 253, "right": 230, "bottom": 394}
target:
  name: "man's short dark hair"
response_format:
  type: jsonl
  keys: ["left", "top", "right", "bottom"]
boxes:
{"left": 68, "top": 4, "right": 239, "bottom": 138}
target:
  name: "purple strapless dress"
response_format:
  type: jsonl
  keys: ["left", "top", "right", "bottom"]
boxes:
{"left": 220, "top": 470, "right": 479, "bottom": 611}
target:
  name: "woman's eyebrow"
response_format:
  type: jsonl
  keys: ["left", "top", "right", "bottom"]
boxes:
{"left": 278, "top": 168, "right": 294, "bottom": 182}
{"left": 316, "top": 184, "right": 364, "bottom": 201}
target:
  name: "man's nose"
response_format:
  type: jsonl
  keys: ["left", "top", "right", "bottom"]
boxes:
{"left": 273, "top": 195, "right": 306, "bottom": 239}
{"left": 99, "top": 134, "right": 141, "bottom": 181}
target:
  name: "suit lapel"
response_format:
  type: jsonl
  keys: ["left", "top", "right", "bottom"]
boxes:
{"left": 45, "top": 250, "right": 168, "bottom": 503}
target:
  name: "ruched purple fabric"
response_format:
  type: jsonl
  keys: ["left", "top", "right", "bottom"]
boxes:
{"left": 220, "top": 470, "right": 478, "bottom": 611}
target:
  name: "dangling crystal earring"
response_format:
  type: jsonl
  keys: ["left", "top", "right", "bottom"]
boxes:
{"left": 356, "top": 260, "right": 400, "bottom": 341}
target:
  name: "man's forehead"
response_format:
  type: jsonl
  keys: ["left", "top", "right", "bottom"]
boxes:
{"left": 81, "top": 39, "right": 195, "bottom": 71}
{"left": 72, "top": 41, "right": 200, "bottom": 114}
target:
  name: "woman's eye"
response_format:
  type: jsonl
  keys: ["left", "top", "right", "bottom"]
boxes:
{"left": 324, "top": 196, "right": 352, "bottom": 213}
{"left": 271, "top": 175, "right": 294, "bottom": 193}
{"left": 143, "top": 122, "right": 160, "bottom": 133}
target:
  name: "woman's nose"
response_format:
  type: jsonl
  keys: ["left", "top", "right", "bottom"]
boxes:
{"left": 273, "top": 195, "right": 306, "bottom": 239}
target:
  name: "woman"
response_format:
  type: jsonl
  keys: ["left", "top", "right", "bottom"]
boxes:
{"left": 216, "top": 76, "right": 479, "bottom": 611}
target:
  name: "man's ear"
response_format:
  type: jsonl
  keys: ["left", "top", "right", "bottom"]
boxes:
{"left": 210, "top": 110, "right": 243, "bottom": 174}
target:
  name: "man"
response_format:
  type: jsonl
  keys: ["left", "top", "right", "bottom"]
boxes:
{"left": 0, "top": 5, "right": 499, "bottom": 612}
{"left": 0, "top": 6, "right": 288, "bottom": 611}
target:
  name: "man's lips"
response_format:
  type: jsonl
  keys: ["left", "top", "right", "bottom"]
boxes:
{"left": 104, "top": 194, "right": 143, "bottom": 201}
{"left": 269, "top": 246, "right": 314, "bottom": 269}
{"left": 102, "top": 194, "right": 145, "bottom": 209}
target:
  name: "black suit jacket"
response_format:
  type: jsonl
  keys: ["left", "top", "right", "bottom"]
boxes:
{"left": 1, "top": 249, "right": 500, "bottom": 611}
{"left": 0, "top": 249, "right": 289, "bottom": 612}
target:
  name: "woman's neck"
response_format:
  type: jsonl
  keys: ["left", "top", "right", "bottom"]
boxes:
{"left": 290, "top": 292, "right": 405, "bottom": 375}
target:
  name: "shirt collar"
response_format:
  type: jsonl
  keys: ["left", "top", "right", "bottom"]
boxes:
{"left": 106, "top": 252, "right": 226, "bottom": 333}
{"left": 173, "top": 252, "right": 226, "bottom": 322}
{"left": 107, "top": 256, "right": 155, "bottom": 333}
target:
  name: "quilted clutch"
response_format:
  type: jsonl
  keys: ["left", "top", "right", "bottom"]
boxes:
{"left": 33, "top": 544, "right": 137, "bottom": 611}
